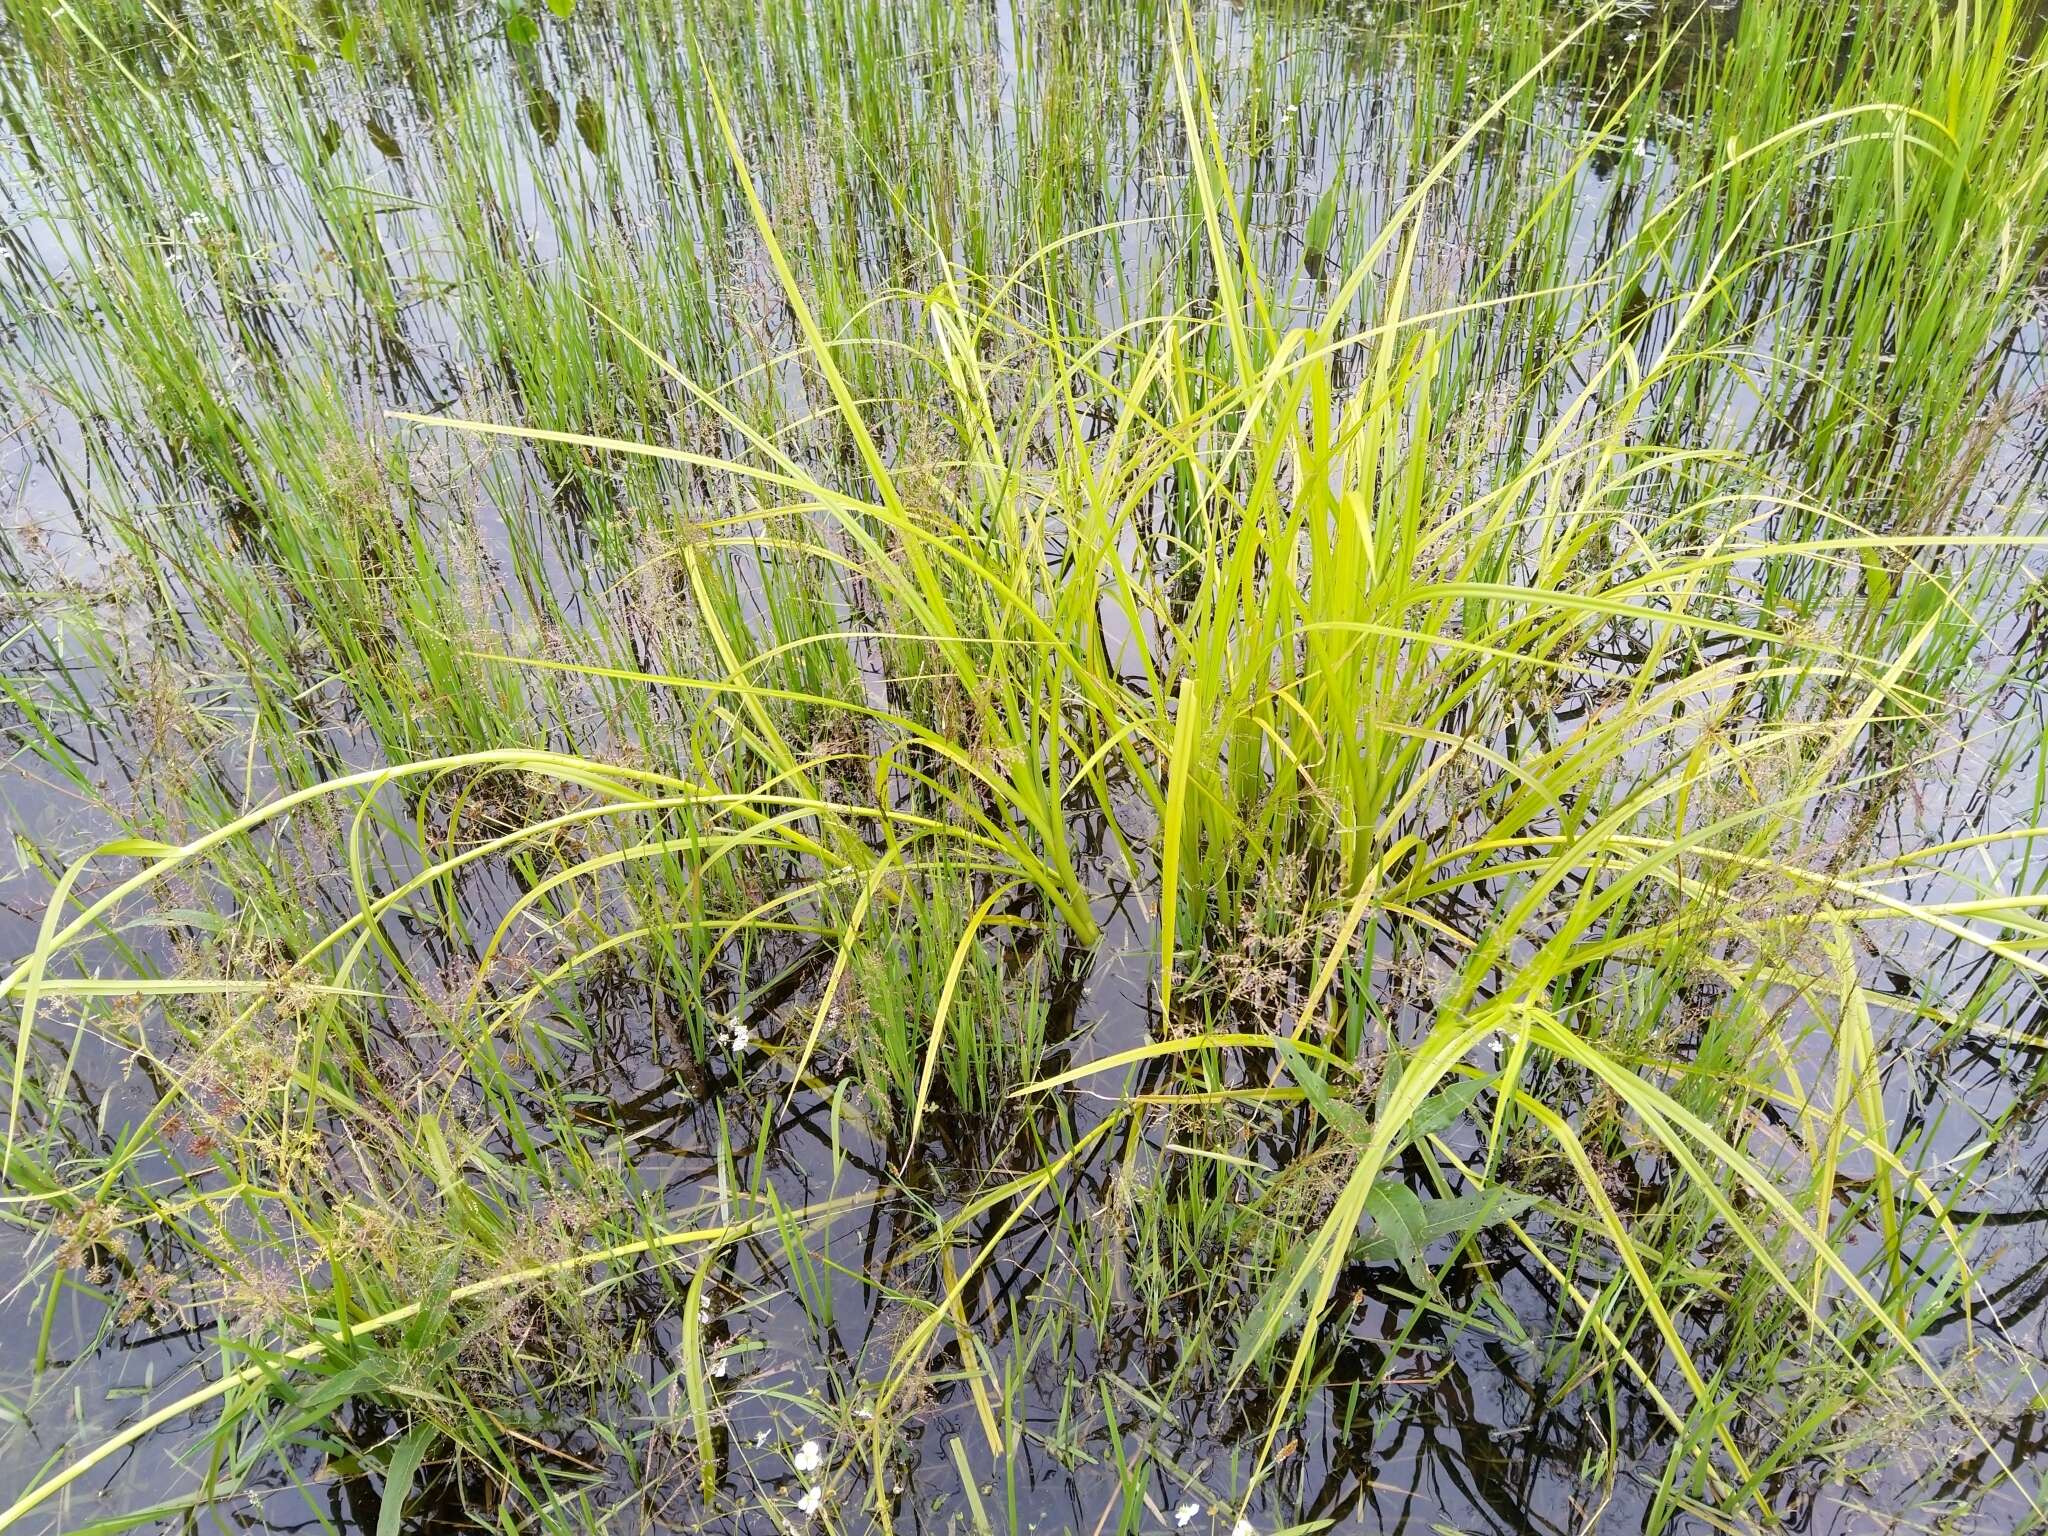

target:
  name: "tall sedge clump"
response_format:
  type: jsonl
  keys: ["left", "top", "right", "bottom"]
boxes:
{"left": 3, "top": 0, "right": 2048, "bottom": 1531}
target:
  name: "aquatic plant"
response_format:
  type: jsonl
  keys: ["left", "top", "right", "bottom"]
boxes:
{"left": 3, "top": 0, "right": 2048, "bottom": 1531}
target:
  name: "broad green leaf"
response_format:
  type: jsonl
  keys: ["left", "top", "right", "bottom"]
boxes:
{"left": 376, "top": 1425, "right": 437, "bottom": 1536}
{"left": 1353, "top": 1188, "right": 1536, "bottom": 1269}
{"left": 1363, "top": 1182, "right": 1430, "bottom": 1281}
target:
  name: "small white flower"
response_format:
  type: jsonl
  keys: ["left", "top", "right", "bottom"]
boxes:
{"left": 697, "top": 1294, "right": 714, "bottom": 1324}
{"left": 729, "top": 1021, "right": 752, "bottom": 1053}
{"left": 1175, "top": 1502, "right": 1201, "bottom": 1527}
{"left": 793, "top": 1439, "right": 824, "bottom": 1474}
{"left": 709, "top": 1354, "right": 728, "bottom": 1379}
{"left": 1232, "top": 1520, "right": 1257, "bottom": 1536}
{"left": 797, "top": 1485, "right": 823, "bottom": 1517}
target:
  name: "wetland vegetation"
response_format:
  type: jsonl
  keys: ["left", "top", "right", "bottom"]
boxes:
{"left": 3, "top": 0, "right": 2048, "bottom": 1531}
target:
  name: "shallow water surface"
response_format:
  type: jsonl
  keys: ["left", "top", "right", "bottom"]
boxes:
{"left": 3, "top": 0, "right": 2048, "bottom": 1532}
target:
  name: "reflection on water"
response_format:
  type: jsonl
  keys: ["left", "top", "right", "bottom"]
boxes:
{"left": 2, "top": 0, "right": 2047, "bottom": 1531}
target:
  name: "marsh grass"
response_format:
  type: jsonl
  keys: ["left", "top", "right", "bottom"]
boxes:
{"left": 4, "top": 0, "right": 2048, "bottom": 1531}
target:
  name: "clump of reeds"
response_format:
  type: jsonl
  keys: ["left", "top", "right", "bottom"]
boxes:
{"left": 5, "top": 0, "right": 2048, "bottom": 1532}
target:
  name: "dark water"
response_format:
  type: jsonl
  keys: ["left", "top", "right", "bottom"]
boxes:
{"left": 3, "top": 0, "right": 2048, "bottom": 1532}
